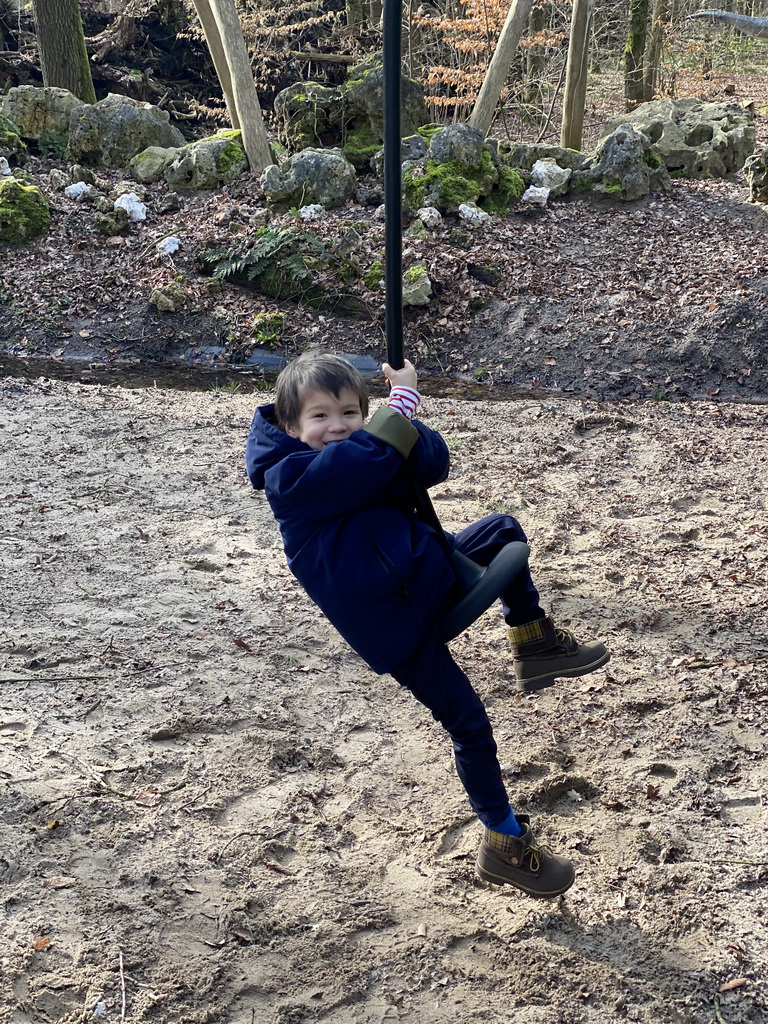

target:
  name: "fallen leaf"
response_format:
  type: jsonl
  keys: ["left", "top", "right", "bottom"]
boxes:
{"left": 720, "top": 978, "right": 748, "bottom": 992}
{"left": 32, "top": 936, "right": 51, "bottom": 951}
{"left": 42, "top": 876, "right": 76, "bottom": 889}
{"left": 134, "top": 790, "right": 161, "bottom": 808}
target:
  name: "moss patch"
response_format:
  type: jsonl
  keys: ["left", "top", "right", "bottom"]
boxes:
{"left": 404, "top": 149, "right": 520, "bottom": 214}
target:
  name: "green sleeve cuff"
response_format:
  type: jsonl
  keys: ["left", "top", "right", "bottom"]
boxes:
{"left": 364, "top": 406, "right": 418, "bottom": 459}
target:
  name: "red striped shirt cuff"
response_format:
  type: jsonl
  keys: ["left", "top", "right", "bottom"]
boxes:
{"left": 387, "top": 386, "right": 421, "bottom": 420}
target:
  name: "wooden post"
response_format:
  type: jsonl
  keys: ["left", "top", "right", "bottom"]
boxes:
{"left": 560, "top": 0, "right": 594, "bottom": 150}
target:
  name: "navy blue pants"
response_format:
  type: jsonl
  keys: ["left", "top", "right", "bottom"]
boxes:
{"left": 390, "top": 515, "right": 544, "bottom": 828}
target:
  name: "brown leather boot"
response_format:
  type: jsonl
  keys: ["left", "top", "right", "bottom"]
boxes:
{"left": 508, "top": 616, "right": 609, "bottom": 692}
{"left": 475, "top": 815, "right": 575, "bottom": 897}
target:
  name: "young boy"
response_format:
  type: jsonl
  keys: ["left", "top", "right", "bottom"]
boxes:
{"left": 245, "top": 351, "right": 609, "bottom": 898}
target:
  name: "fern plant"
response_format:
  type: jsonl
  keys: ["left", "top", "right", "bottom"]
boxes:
{"left": 200, "top": 225, "right": 365, "bottom": 313}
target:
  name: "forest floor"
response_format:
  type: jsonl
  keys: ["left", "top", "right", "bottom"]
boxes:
{"left": 1, "top": 53, "right": 768, "bottom": 1024}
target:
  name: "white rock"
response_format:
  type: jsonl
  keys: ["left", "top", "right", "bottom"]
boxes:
{"left": 458, "top": 202, "right": 491, "bottom": 225}
{"left": 531, "top": 159, "right": 571, "bottom": 195}
{"left": 0, "top": 156, "right": 11, "bottom": 176}
{"left": 521, "top": 185, "right": 550, "bottom": 207}
{"left": 114, "top": 192, "right": 147, "bottom": 222}
{"left": 416, "top": 206, "right": 442, "bottom": 229}
{"left": 64, "top": 181, "right": 93, "bottom": 200}
{"left": 374, "top": 203, "right": 387, "bottom": 221}
{"left": 156, "top": 235, "right": 180, "bottom": 255}
{"left": 299, "top": 204, "right": 325, "bottom": 221}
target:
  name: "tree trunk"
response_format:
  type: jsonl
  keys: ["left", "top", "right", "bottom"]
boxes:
{"left": 468, "top": 0, "right": 533, "bottom": 137}
{"left": 193, "top": 0, "right": 272, "bottom": 173}
{"left": 31, "top": 0, "right": 96, "bottom": 104}
{"left": 346, "top": 0, "right": 366, "bottom": 31}
{"left": 524, "top": 2, "right": 547, "bottom": 103}
{"left": 642, "top": 0, "right": 667, "bottom": 101}
{"left": 624, "top": 0, "right": 650, "bottom": 110}
{"left": 560, "top": 0, "right": 593, "bottom": 150}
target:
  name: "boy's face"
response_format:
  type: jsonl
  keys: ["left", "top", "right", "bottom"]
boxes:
{"left": 286, "top": 387, "right": 365, "bottom": 450}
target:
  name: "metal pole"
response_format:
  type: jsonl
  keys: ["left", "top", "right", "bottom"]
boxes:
{"left": 383, "top": 0, "right": 404, "bottom": 371}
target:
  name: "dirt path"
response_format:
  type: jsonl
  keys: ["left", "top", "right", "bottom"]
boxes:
{"left": 1, "top": 378, "right": 767, "bottom": 1024}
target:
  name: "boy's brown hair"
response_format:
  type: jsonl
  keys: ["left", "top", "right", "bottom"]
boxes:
{"left": 275, "top": 352, "right": 370, "bottom": 429}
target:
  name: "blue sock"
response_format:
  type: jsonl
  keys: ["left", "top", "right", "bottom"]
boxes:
{"left": 487, "top": 808, "right": 522, "bottom": 836}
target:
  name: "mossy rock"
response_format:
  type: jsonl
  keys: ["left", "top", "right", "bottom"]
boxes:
{"left": 404, "top": 149, "right": 522, "bottom": 214}
{"left": 251, "top": 311, "right": 285, "bottom": 343}
{"left": 0, "top": 178, "right": 51, "bottom": 244}
{"left": 273, "top": 81, "right": 345, "bottom": 152}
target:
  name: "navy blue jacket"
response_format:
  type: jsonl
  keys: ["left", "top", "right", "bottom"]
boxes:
{"left": 245, "top": 403, "right": 457, "bottom": 673}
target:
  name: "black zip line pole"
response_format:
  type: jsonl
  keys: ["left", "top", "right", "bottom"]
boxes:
{"left": 380, "top": 0, "right": 531, "bottom": 634}
{"left": 382, "top": 2, "right": 453, "bottom": 544}
{"left": 383, "top": 0, "right": 404, "bottom": 373}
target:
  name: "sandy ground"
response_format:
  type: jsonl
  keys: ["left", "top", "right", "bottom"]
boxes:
{"left": 1, "top": 377, "right": 767, "bottom": 1024}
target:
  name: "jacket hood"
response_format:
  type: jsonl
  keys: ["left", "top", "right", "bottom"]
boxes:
{"left": 245, "top": 403, "right": 307, "bottom": 489}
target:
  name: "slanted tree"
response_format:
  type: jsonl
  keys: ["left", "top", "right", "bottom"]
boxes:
{"left": 191, "top": 0, "right": 272, "bottom": 173}
{"left": 468, "top": 0, "right": 533, "bottom": 137}
{"left": 30, "top": 0, "right": 96, "bottom": 104}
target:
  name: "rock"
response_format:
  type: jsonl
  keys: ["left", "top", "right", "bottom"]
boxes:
{"left": 341, "top": 54, "right": 427, "bottom": 169}
{"left": 156, "top": 192, "right": 181, "bottom": 215}
{"left": 272, "top": 55, "right": 427, "bottom": 171}
{"left": 521, "top": 185, "right": 550, "bottom": 208}
{"left": 599, "top": 98, "right": 755, "bottom": 178}
{"left": 67, "top": 94, "right": 185, "bottom": 169}
{"left": 448, "top": 228, "right": 473, "bottom": 249}
{"left": 112, "top": 180, "right": 147, "bottom": 201}
{"left": 149, "top": 284, "right": 185, "bottom": 312}
{"left": 416, "top": 206, "right": 442, "bottom": 229}
{"left": 129, "top": 145, "right": 179, "bottom": 184}
{"left": 370, "top": 134, "right": 428, "bottom": 177}
{"left": 458, "top": 202, "right": 491, "bottom": 225}
{"left": 299, "top": 204, "right": 326, "bottom": 221}
{"left": 156, "top": 236, "right": 181, "bottom": 255}
{"left": 498, "top": 141, "right": 590, "bottom": 174}
{"left": 114, "top": 192, "right": 146, "bottom": 222}
{"left": 407, "top": 218, "right": 429, "bottom": 239}
{"left": 576, "top": 124, "right": 670, "bottom": 201}
{"left": 164, "top": 130, "right": 248, "bottom": 191}
{"left": 337, "top": 227, "right": 362, "bottom": 254}
{"left": 0, "top": 114, "right": 27, "bottom": 165}
{"left": 531, "top": 159, "right": 571, "bottom": 196}
{"left": 64, "top": 181, "right": 99, "bottom": 202}
{"left": 0, "top": 156, "right": 11, "bottom": 176}
{"left": 261, "top": 148, "right": 357, "bottom": 210}
{"left": 68, "top": 164, "right": 96, "bottom": 185}
{"left": 743, "top": 145, "right": 768, "bottom": 203}
{"left": 48, "top": 168, "right": 71, "bottom": 190}
{"left": 0, "top": 177, "right": 51, "bottom": 243}
{"left": 429, "top": 123, "right": 485, "bottom": 169}
{"left": 402, "top": 262, "right": 432, "bottom": 306}
{"left": 0, "top": 85, "right": 81, "bottom": 141}
{"left": 251, "top": 311, "right": 285, "bottom": 342}
{"left": 273, "top": 81, "right": 344, "bottom": 153}
{"left": 95, "top": 207, "right": 130, "bottom": 236}
{"left": 404, "top": 127, "right": 524, "bottom": 213}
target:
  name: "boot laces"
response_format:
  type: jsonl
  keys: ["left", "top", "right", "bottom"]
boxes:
{"left": 554, "top": 626, "right": 578, "bottom": 650}
{"left": 525, "top": 839, "right": 550, "bottom": 873}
